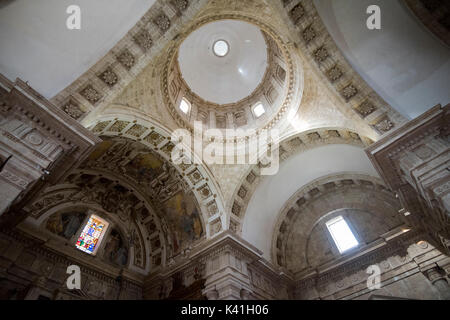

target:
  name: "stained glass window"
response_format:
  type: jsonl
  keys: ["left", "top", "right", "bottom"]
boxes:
{"left": 75, "top": 215, "right": 108, "bottom": 255}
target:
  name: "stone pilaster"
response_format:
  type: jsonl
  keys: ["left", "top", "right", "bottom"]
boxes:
{"left": 143, "top": 231, "right": 286, "bottom": 300}
{"left": 201, "top": 239, "right": 255, "bottom": 300}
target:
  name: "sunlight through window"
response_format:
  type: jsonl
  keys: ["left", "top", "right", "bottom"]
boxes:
{"left": 253, "top": 102, "right": 265, "bottom": 118}
{"left": 179, "top": 98, "right": 190, "bottom": 114}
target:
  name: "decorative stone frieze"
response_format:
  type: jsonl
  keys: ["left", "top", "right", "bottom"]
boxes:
{"left": 0, "top": 228, "right": 143, "bottom": 300}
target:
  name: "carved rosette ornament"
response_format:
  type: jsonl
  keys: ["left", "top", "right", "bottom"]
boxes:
{"left": 341, "top": 84, "right": 358, "bottom": 101}
{"left": 99, "top": 68, "right": 118, "bottom": 87}
{"left": 290, "top": 3, "right": 305, "bottom": 24}
{"left": 63, "top": 101, "right": 84, "bottom": 119}
{"left": 173, "top": 0, "right": 189, "bottom": 11}
{"left": 80, "top": 85, "right": 102, "bottom": 105}
{"left": 117, "top": 49, "right": 136, "bottom": 70}
{"left": 313, "top": 46, "right": 329, "bottom": 62}
{"left": 356, "top": 100, "right": 376, "bottom": 117}
{"left": 134, "top": 29, "right": 153, "bottom": 51}
{"left": 154, "top": 14, "right": 171, "bottom": 32}
{"left": 326, "top": 65, "right": 343, "bottom": 82}
{"left": 374, "top": 118, "right": 394, "bottom": 133}
{"left": 302, "top": 25, "right": 316, "bottom": 43}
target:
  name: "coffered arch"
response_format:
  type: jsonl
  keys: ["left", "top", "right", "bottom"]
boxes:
{"left": 228, "top": 126, "right": 374, "bottom": 236}
{"left": 271, "top": 173, "right": 403, "bottom": 274}
{"left": 85, "top": 115, "right": 227, "bottom": 240}
{"left": 240, "top": 141, "right": 381, "bottom": 261}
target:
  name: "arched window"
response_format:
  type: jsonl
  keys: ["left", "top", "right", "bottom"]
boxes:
{"left": 325, "top": 215, "right": 358, "bottom": 254}
{"left": 179, "top": 97, "right": 191, "bottom": 114}
{"left": 253, "top": 102, "right": 265, "bottom": 118}
{"left": 75, "top": 214, "right": 109, "bottom": 255}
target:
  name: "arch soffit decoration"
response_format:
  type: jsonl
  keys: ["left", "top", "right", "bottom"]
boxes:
{"left": 271, "top": 173, "right": 403, "bottom": 273}
{"left": 228, "top": 126, "right": 375, "bottom": 234}
{"left": 23, "top": 116, "right": 227, "bottom": 275}
{"left": 86, "top": 115, "right": 227, "bottom": 240}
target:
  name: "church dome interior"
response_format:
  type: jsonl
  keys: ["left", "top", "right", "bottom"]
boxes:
{"left": 0, "top": 0, "right": 449, "bottom": 302}
{"left": 178, "top": 19, "right": 269, "bottom": 105}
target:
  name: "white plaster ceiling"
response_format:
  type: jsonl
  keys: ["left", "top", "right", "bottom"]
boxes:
{"left": 241, "top": 144, "right": 380, "bottom": 261}
{"left": 178, "top": 19, "right": 268, "bottom": 105}
{"left": 0, "top": 0, "right": 156, "bottom": 99}
{"left": 315, "top": 0, "right": 450, "bottom": 119}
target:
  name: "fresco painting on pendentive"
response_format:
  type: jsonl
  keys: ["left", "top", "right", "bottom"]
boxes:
{"left": 163, "top": 191, "right": 204, "bottom": 255}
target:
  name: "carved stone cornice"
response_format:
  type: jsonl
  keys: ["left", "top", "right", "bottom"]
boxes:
{"left": 295, "top": 229, "right": 424, "bottom": 288}
{"left": 0, "top": 76, "right": 101, "bottom": 173}
{"left": 366, "top": 104, "right": 449, "bottom": 191}
{"left": 0, "top": 75, "right": 101, "bottom": 219}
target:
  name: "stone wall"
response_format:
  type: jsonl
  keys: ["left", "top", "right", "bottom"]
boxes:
{"left": 0, "top": 229, "right": 142, "bottom": 300}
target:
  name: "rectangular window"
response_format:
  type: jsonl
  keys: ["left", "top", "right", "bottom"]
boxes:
{"left": 326, "top": 216, "right": 358, "bottom": 253}
{"left": 179, "top": 98, "right": 190, "bottom": 114}
{"left": 253, "top": 102, "right": 265, "bottom": 118}
{"left": 75, "top": 214, "right": 108, "bottom": 255}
